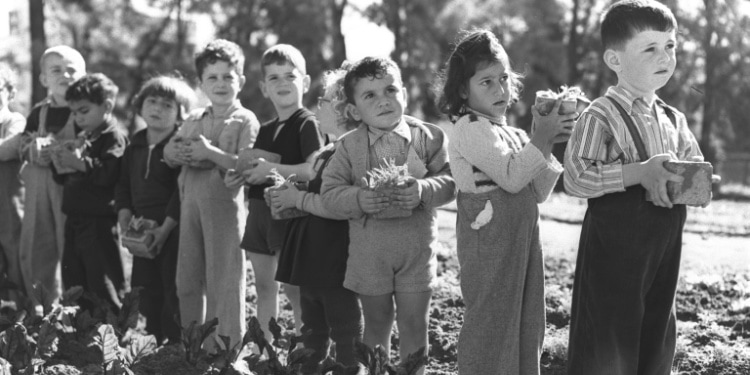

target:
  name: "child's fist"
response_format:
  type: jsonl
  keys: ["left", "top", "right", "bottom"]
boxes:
{"left": 186, "top": 134, "right": 213, "bottom": 161}
{"left": 641, "top": 153, "right": 683, "bottom": 208}
{"left": 357, "top": 188, "right": 390, "bottom": 214}
{"left": 271, "top": 182, "right": 301, "bottom": 211}
{"left": 223, "top": 168, "right": 245, "bottom": 189}
{"left": 392, "top": 177, "right": 421, "bottom": 210}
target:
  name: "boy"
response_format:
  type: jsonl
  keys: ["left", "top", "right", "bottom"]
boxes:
{"left": 232, "top": 43, "right": 323, "bottom": 340}
{"left": 115, "top": 76, "right": 197, "bottom": 344}
{"left": 563, "top": 1, "right": 710, "bottom": 374}
{"left": 0, "top": 64, "right": 26, "bottom": 301}
{"left": 53, "top": 73, "right": 128, "bottom": 309}
{"left": 168, "top": 39, "right": 259, "bottom": 349}
{"left": 320, "top": 57, "right": 456, "bottom": 374}
{"left": 19, "top": 46, "right": 86, "bottom": 311}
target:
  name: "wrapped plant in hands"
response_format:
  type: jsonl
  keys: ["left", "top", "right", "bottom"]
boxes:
{"left": 535, "top": 85, "right": 590, "bottom": 116}
{"left": 120, "top": 216, "right": 159, "bottom": 259}
{"left": 49, "top": 137, "right": 88, "bottom": 174}
{"left": 19, "top": 131, "right": 54, "bottom": 166}
{"left": 362, "top": 157, "right": 414, "bottom": 219}
{"left": 264, "top": 168, "right": 308, "bottom": 220}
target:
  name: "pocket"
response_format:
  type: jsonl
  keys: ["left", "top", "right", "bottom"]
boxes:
{"left": 456, "top": 194, "right": 492, "bottom": 263}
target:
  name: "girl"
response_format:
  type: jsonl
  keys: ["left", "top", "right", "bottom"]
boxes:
{"left": 115, "top": 75, "right": 197, "bottom": 344}
{"left": 270, "top": 65, "right": 363, "bottom": 374}
{"left": 438, "top": 30, "right": 575, "bottom": 374}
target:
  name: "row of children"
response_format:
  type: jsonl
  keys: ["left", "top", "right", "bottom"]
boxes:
{"left": 0, "top": 0, "right": 713, "bottom": 373}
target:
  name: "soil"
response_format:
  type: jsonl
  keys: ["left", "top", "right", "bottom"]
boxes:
{"left": 6, "top": 197, "right": 750, "bottom": 374}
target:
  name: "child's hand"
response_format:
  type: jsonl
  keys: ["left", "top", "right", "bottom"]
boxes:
{"left": 392, "top": 177, "right": 421, "bottom": 210}
{"left": 223, "top": 169, "right": 245, "bottom": 189}
{"left": 357, "top": 188, "right": 390, "bottom": 214}
{"left": 531, "top": 102, "right": 577, "bottom": 145}
{"left": 640, "top": 153, "right": 683, "bottom": 208}
{"left": 38, "top": 147, "right": 53, "bottom": 165}
{"left": 56, "top": 147, "right": 84, "bottom": 171}
{"left": 144, "top": 225, "right": 171, "bottom": 256}
{"left": 117, "top": 210, "right": 133, "bottom": 236}
{"left": 244, "top": 158, "right": 275, "bottom": 185}
{"left": 271, "top": 183, "right": 302, "bottom": 211}
{"left": 186, "top": 135, "right": 214, "bottom": 161}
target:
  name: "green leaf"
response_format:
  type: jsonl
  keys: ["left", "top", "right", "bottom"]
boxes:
{"left": 117, "top": 288, "right": 141, "bottom": 333}
{"left": 74, "top": 310, "right": 99, "bottom": 335}
{"left": 60, "top": 286, "right": 84, "bottom": 306}
{"left": 91, "top": 324, "right": 119, "bottom": 366}
{"left": 286, "top": 347, "right": 315, "bottom": 367}
{"left": 245, "top": 316, "right": 269, "bottom": 356}
{"left": 268, "top": 318, "right": 282, "bottom": 346}
{"left": 34, "top": 319, "right": 59, "bottom": 359}
{"left": 123, "top": 334, "right": 156, "bottom": 367}
{"left": 0, "top": 324, "right": 34, "bottom": 370}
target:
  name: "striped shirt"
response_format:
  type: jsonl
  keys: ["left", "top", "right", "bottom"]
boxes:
{"left": 449, "top": 111, "right": 562, "bottom": 198}
{"left": 563, "top": 86, "right": 703, "bottom": 198}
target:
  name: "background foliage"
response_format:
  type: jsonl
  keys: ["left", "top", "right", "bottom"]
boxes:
{"left": 7, "top": 0, "right": 750, "bottom": 167}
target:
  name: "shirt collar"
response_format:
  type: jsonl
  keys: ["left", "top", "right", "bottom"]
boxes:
{"left": 368, "top": 118, "right": 411, "bottom": 145}
{"left": 466, "top": 107, "right": 507, "bottom": 126}
{"left": 201, "top": 100, "right": 242, "bottom": 119}
{"left": 608, "top": 86, "right": 662, "bottom": 114}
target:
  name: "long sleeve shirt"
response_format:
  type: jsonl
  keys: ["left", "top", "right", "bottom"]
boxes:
{"left": 564, "top": 86, "right": 703, "bottom": 198}
{"left": 449, "top": 112, "right": 562, "bottom": 203}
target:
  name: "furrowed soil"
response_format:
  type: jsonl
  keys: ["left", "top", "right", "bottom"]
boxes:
{"left": 9, "top": 194, "right": 750, "bottom": 374}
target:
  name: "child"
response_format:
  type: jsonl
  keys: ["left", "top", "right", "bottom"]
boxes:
{"left": 53, "top": 73, "right": 128, "bottom": 309}
{"left": 115, "top": 76, "right": 196, "bottom": 344}
{"left": 563, "top": 1, "right": 709, "bottom": 374}
{"left": 438, "top": 30, "right": 575, "bottom": 374}
{"left": 168, "top": 39, "right": 259, "bottom": 349}
{"left": 226, "top": 44, "right": 323, "bottom": 340}
{"left": 19, "top": 46, "right": 86, "bottom": 310}
{"left": 0, "top": 64, "right": 26, "bottom": 300}
{"left": 270, "top": 66, "right": 363, "bottom": 373}
{"left": 320, "top": 57, "right": 456, "bottom": 374}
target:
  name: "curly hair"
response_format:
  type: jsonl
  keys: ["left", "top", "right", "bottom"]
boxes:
{"left": 194, "top": 39, "right": 245, "bottom": 79}
{"left": 320, "top": 61, "right": 358, "bottom": 131}
{"left": 437, "top": 29, "right": 523, "bottom": 120}
{"left": 132, "top": 75, "right": 197, "bottom": 121}
{"left": 342, "top": 57, "right": 402, "bottom": 105}
{"left": 65, "top": 73, "right": 118, "bottom": 105}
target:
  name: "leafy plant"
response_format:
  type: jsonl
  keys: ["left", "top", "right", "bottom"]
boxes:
{"left": 361, "top": 158, "right": 410, "bottom": 190}
{"left": 243, "top": 316, "right": 314, "bottom": 375}
{"left": 181, "top": 317, "right": 218, "bottom": 365}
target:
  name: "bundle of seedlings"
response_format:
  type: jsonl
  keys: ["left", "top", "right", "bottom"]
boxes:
{"left": 362, "top": 157, "right": 414, "bottom": 220}
{"left": 264, "top": 168, "right": 309, "bottom": 220}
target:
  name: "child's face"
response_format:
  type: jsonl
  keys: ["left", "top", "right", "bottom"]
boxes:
{"left": 260, "top": 62, "right": 310, "bottom": 112}
{"left": 69, "top": 99, "right": 111, "bottom": 132}
{"left": 140, "top": 95, "right": 179, "bottom": 132}
{"left": 609, "top": 29, "right": 676, "bottom": 96}
{"left": 199, "top": 61, "right": 245, "bottom": 108}
{"left": 347, "top": 70, "right": 407, "bottom": 131}
{"left": 40, "top": 54, "right": 86, "bottom": 100}
{"left": 463, "top": 60, "right": 511, "bottom": 118}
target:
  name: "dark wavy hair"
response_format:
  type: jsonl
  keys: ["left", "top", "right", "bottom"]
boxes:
{"left": 437, "top": 29, "right": 523, "bottom": 120}
{"left": 65, "top": 73, "right": 118, "bottom": 105}
{"left": 194, "top": 39, "right": 245, "bottom": 79}
{"left": 343, "top": 57, "right": 402, "bottom": 105}
{"left": 601, "top": 0, "right": 677, "bottom": 51}
{"left": 132, "top": 75, "right": 197, "bottom": 121}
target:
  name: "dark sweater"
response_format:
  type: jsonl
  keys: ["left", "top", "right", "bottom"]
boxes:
{"left": 24, "top": 104, "right": 77, "bottom": 135}
{"left": 114, "top": 129, "right": 180, "bottom": 222}
{"left": 247, "top": 108, "right": 323, "bottom": 200}
{"left": 54, "top": 118, "right": 128, "bottom": 217}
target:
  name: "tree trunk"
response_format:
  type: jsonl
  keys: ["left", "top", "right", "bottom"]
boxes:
{"left": 701, "top": 0, "right": 718, "bottom": 166}
{"left": 29, "top": 0, "right": 47, "bottom": 105}
{"left": 330, "top": 0, "right": 347, "bottom": 66}
{"left": 567, "top": 0, "right": 580, "bottom": 84}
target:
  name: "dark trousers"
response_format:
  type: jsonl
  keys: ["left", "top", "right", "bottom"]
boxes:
{"left": 62, "top": 215, "right": 125, "bottom": 311}
{"left": 131, "top": 225, "right": 180, "bottom": 344}
{"left": 300, "top": 285, "right": 363, "bottom": 373}
{"left": 567, "top": 186, "right": 686, "bottom": 375}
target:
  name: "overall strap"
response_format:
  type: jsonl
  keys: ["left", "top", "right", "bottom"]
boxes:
{"left": 606, "top": 96, "right": 648, "bottom": 161}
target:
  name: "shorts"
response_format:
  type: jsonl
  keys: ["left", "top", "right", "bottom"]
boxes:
{"left": 241, "top": 198, "right": 287, "bottom": 255}
{"left": 343, "top": 214, "right": 437, "bottom": 296}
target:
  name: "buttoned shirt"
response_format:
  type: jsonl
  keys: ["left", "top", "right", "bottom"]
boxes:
{"left": 564, "top": 86, "right": 703, "bottom": 198}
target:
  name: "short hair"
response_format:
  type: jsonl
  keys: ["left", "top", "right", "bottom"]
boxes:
{"left": 0, "top": 63, "right": 18, "bottom": 92}
{"left": 65, "top": 73, "right": 118, "bottom": 105}
{"left": 601, "top": 0, "right": 677, "bottom": 51}
{"left": 343, "top": 57, "right": 402, "bottom": 105}
{"left": 194, "top": 39, "right": 245, "bottom": 79}
{"left": 260, "top": 44, "right": 307, "bottom": 76}
{"left": 132, "top": 75, "right": 197, "bottom": 121}
{"left": 438, "top": 29, "right": 523, "bottom": 119}
{"left": 40, "top": 45, "right": 86, "bottom": 72}
{"left": 320, "top": 62, "right": 358, "bottom": 131}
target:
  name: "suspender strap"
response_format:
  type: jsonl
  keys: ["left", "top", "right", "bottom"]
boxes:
{"left": 606, "top": 96, "right": 648, "bottom": 162}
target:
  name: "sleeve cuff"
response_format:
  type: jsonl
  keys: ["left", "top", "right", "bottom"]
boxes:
{"left": 296, "top": 191, "right": 307, "bottom": 210}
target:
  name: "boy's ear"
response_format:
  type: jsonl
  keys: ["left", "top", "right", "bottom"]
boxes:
{"left": 459, "top": 84, "right": 468, "bottom": 100}
{"left": 39, "top": 72, "right": 50, "bottom": 89}
{"left": 259, "top": 80, "right": 269, "bottom": 99}
{"left": 104, "top": 98, "right": 115, "bottom": 113}
{"left": 347, "top": 103, "right": 361, "bottom": 121}
{"left": 303, "top": 75, "right": 311, "bottom": 94}
{"left": 238, "top": 74, "right": 246, "bottom": 91}
{"left": 603, "top": 49, "right": 622, "bottom": 73}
